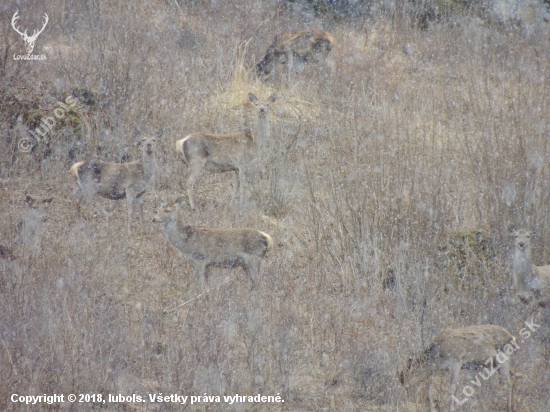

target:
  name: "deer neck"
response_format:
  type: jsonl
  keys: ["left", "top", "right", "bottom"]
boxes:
{"left": 142, "top": 150, "right": 156, "bottom": 181}
{"left": 254, "top": 114, "right": 270, "bottom": 144}
{"left": 163, "top": 218, "right": 187, "bottom": 249}
{"left": 514, "top": 247, "right": 535, "bottom": 285}
{"left": 164, "top": 219, "right": 178, "bottom": 238}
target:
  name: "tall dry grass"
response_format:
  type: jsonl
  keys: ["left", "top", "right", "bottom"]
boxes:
{"left": 1, "top": 0, "right": 550, "bottom": 410}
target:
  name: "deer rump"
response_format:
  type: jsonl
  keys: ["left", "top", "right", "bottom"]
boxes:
{"left": 72, "top": 160, "right": 145, "bottom": 200}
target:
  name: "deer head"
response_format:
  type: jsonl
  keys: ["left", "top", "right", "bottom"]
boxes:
{"left": 12, "top": 11, "right": 49, "bottom": 54}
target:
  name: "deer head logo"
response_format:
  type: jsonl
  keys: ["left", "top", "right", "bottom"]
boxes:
{"left": 11, "top": 11, "right": 49, "bottom": 55}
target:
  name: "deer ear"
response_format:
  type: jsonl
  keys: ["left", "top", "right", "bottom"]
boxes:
{"left": 268, "top": 93, "right": 277, "bottom": 104}
{"left": 133, "top": 128, "right": 143, "bottom": 146}
{"left": 156, "top": 129, "right": 163, "bottom": 139}
{"left": 248, "top": 93, "right": 257, "bottom": 103}
{"left": 25, "top": 195, "right": 34, "bottom": 206}
{"left": 531, "top": 227, "right": 538, "bottom": 235}
{"left": 508, "top": 225, "right": 517, "bottom": 235}
{"left": 43, "top": 197, "right": 53, "bottom": 205}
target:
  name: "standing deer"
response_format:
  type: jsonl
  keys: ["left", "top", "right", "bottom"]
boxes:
{"left": 11, "top": 11, "right": 49, "bottom": 54}
{"left": 176, "top": 93, "right": 276, "bottom": 210}
{"left": 510, "top": 227, "right": 550, "bottom": 307}
{"left": 152, "top": 198, "right": 273, "bottom": 291}
{"left": 1, "top": 195, "right": 53, "bottom": 260}
{"left": 255, "top": 30, "right": 335, "bottom": 82}
{"left": 70, "top": 132, "right": 161, "bottom": 234}
{"left": 401, "top": 325, "right": 515, "bottom": 412}
{"left": 19, "top": 195, "right": 53, "bottom": 243}
{"left": 0, "top": 195, "right": 51, "bottom": 299}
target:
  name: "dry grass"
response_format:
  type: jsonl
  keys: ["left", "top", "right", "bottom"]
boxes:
{"left": 1, "top": 0, "right": 550, "bottom": 411}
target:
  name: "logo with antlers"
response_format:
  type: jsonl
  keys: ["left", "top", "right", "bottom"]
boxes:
{"left": 11, "top": 10, "right": 49, "bottom": 55}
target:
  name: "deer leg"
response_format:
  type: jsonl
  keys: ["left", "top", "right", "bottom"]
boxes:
{"left": 236, "top": 166, "right": 246, "bottom": 204}
{"left": 186, "top": 160, "right": 206, "bottom": 210}
{"left": 194, "top": 260, "right": 207, "bottom": 292}
{"left": 126, "top": 190, "right": 135, "bottom": 234}
{"left": 78, "top": 173, "right": 103, "bottom": 220}
{"left": 287, "top": 50, "right": 294, "bottom": 83}
{"left": 498, "top": 360, "right": 512, "bottom": 412}
{"left": 232, "top": 169, "right": 240, "bottom": 204}
{"left": 136, "top": 194, "right": 144, "bottom": 232}
{"left": 245, "top": 256, "right": 261, "bottom": 288}
{"left": 74, "top": 189, "right": 87, "bottom": 219}
{"left": 101, "top": 200, "right": 116, "bottom": 225}
{"left": 426, "top": 370, "right": 436, "bottom": 412}
{"left": 449, "top": 362, "right": 462, "bottom": 411}
{"left": 81, "top": 191, "right": 96, "bottom": 220}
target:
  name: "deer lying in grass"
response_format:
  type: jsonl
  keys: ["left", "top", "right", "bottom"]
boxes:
{"left": 510, "top": 227, "right": 550, "bottom": 307}
{"left": 255, "top": 30, "right": 336, "bottom": 82}
{"left": 176, "top": 93, "right": 276, "bottom": 210}
{"left": 152, "top": 197, "right": 273, "bottom": 291}
{"left": 70, "top": 132, "right": 161, "bottom": 233}
{"left": 401, "top": 325, "right": 515, "bottom": 412}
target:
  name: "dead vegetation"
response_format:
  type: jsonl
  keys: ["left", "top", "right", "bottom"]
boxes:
{"left": 401, "top": 325, "right": 516, "bottom": 412}
{"left": 1, "top": 0, "right": 550, "bottom": 411}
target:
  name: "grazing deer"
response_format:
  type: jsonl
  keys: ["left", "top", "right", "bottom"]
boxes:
{"left": 70, "top": 132, "right": 161, "bottom": 233}
{"left": 152, "top": 198, "right": 273, "bottom": 291}
{"left": 11, "top": 11, "right": 49, "bottom": 54}
{"left": 401, "top": 325, "right": 515, "bottom": 412}
{"left": 255, "top": 30, "right": 335, "bottom": 82}
{"left": 176, "top": 93, "right": 276, "bottom": 210}
{"left": 510, "top": 227, "right": 550, "bottom": 307}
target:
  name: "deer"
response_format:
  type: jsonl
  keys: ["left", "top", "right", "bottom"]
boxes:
{"left": 11, "top": 11, "right": 49, "bottom": 54}
{"left": 175, "top": 93, "right": 276, "bottom": 210}
{"left": 70, "top": 131, "right": 161, "bottom": 234}
{"left": 255, "top": 30, "right": 336, "bottom": 82}
{"left": 152, "top": 197, "right": 273, "bottom": 292}
{"left": 19, "top": 195, "right": 53, "bottom": 243}
{"left": 400, "top": 325, "right": 516, "bottom": 412}
{"left": 1, "top": 195, "right": 53, "bottom": 261}
{"left": 509, "top": 227, "right": 550, "bottom": 307}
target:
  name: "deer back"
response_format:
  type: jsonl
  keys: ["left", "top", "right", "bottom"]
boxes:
{"left": 432, "top": 325, "right": 514, "bottom": 365}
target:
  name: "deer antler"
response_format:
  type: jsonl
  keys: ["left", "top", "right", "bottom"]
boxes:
{"left": 11, "top": 11, "right": 49, "bottom": 54}
{"left": 27, "top": 13, "right": 49, "bottom": 41}
{"left": 11, "top": 11, "right": 27, "bottom": 38}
